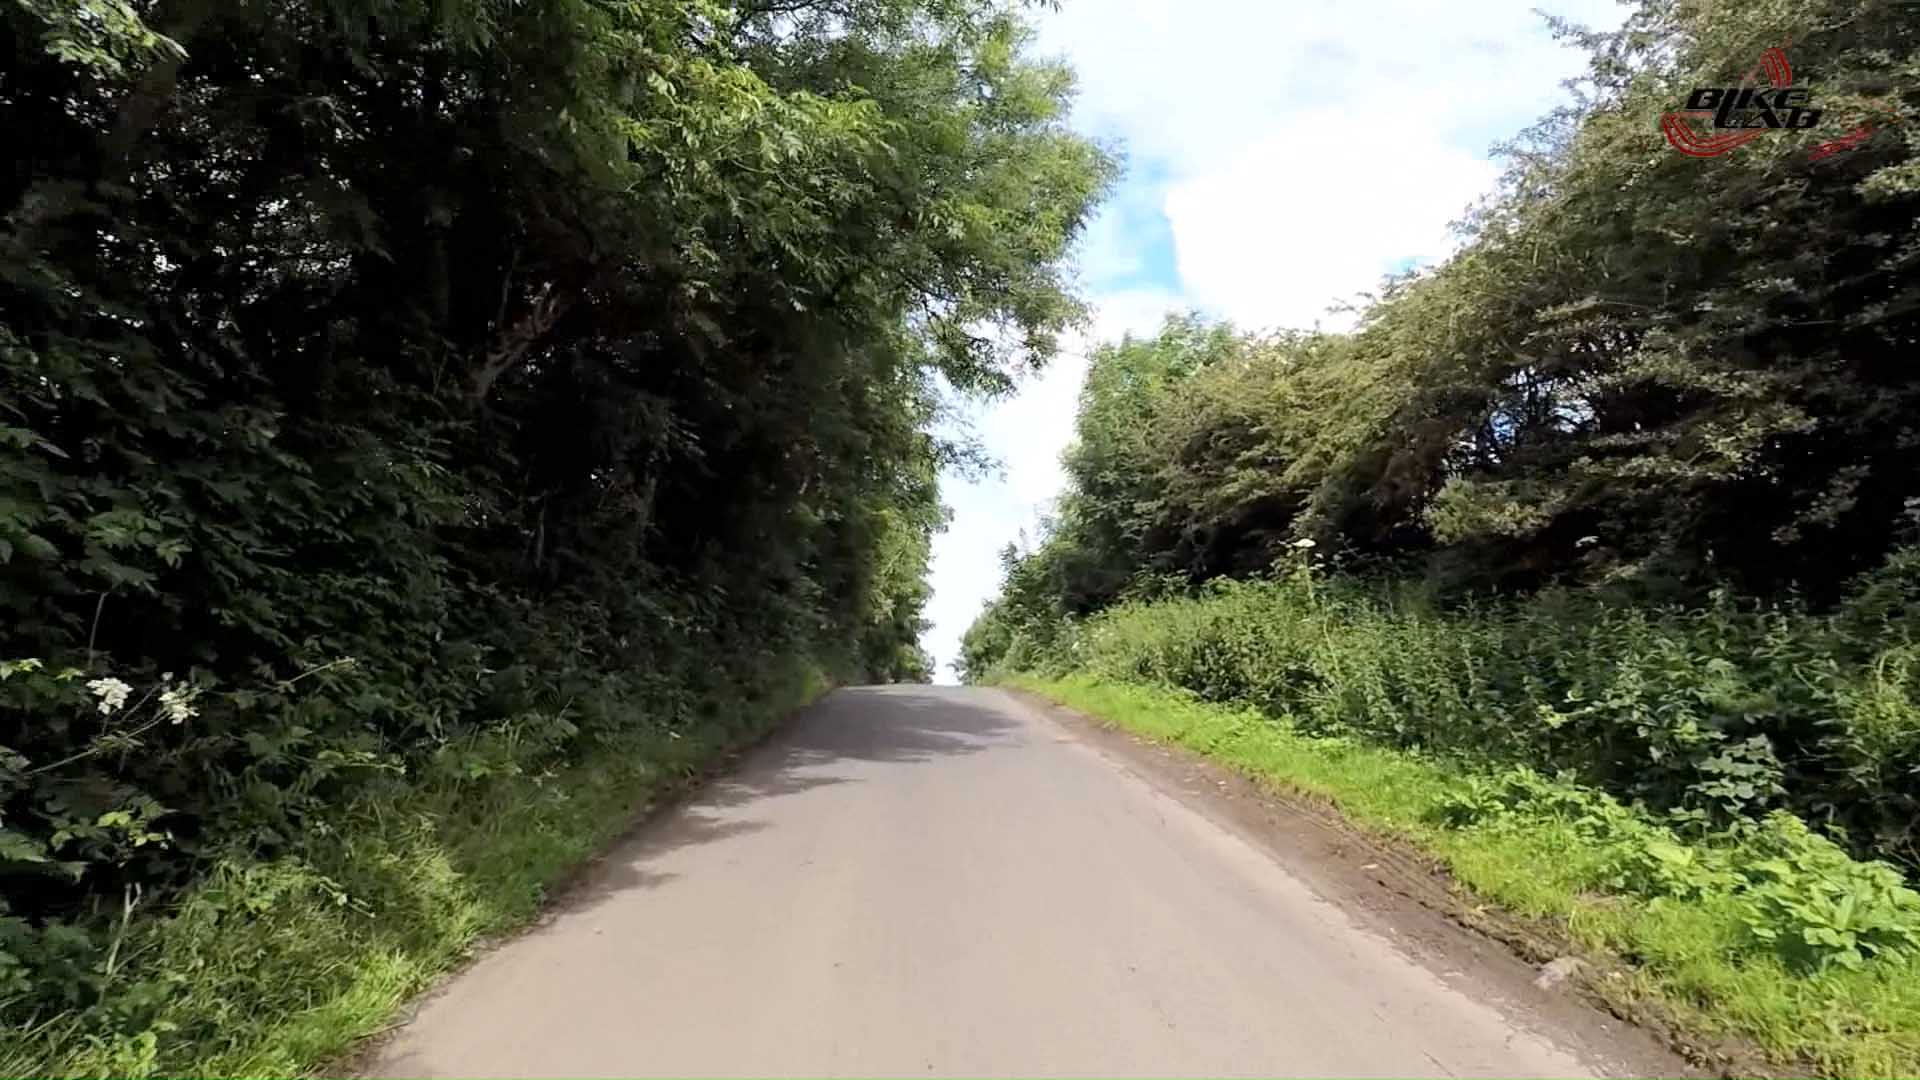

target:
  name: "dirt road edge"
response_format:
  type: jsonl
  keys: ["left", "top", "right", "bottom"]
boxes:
{"left": 1001, "top": 685, "right": 1773, "bottom": 1079}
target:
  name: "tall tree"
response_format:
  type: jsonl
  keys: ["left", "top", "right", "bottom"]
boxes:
{"left": 0, "top": 0, "right": 1110, "bottom": 1041}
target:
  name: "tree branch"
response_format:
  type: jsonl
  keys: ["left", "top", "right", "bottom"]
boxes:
{"left": 466, "top": 283, "right": 577, "bottom": 407}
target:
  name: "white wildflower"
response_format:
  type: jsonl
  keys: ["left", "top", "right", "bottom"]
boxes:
{"left": 87, "top": 677, "right": 133, "bottom": 715}
{"left": 158, "top": 683, "right": 200, "bottom": 725}
{"left": 1291, "top": 538, "right": 1318, "bottom": 550}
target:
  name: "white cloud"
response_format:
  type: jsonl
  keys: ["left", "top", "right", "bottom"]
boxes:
{"left": 1164, "top": 113, "right": 1499, "bottom": 330}
{"left": 1044, "top": 0, "right": 1628, "bottom": 333}
{"left": 1089, "top": 287, "right": 1189, "bottom": 344}
{"left": 920, "top": 0, "right": 1631, "bottom": 681}
{"left": 1038, "top": 0, "right": 1628, "bottom": 171}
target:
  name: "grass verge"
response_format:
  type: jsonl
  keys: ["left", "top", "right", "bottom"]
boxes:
{"left": 1004, "top": 672, "right": 1920, "bottom": 1079}
{"left": 3, "top": 661, "right": 830, "bottom": 1078}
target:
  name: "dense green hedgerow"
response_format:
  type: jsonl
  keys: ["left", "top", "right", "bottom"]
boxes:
{"left": 0, "top": 0, "right": 1108, "bottom": 1072}
{"left": 1001, "top": 557, "right": 1920, "bottom": 869}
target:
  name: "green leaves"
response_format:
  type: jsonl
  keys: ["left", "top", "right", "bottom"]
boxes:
{"left": 995, "top": 1, "right": 1920, "bottom": 605}
{"left": 967, "top": 0, "right": 1920, "bottom": 874}
{"left": 1436, "top": 766, "right": 1920, "bottom": 973}
{"left": 978, "top": 532, "right": 1920, "bottom": 875}
{"left": 0, "top": 827, "right": 51, "bottom": 867}
{"left": 1737, "top": 814, "right": 1920, "bottom": 971}
{"left": 11, "top": 0, "right": 185, "bottom": 78}
{"left": 2, "top": 0, "right": 1096, "bottom": 1060}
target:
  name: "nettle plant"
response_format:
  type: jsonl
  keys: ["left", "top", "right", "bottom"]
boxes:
{"left": 1436, "top": 766, "right": 1920, "bottom": 972}
{"left": 1734, "top": 813, "right": 1920, "bottom": 972}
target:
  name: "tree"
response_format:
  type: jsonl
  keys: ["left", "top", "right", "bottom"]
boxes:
{"left": 0, "top": 0, "right": 1110, "bottom": 1042}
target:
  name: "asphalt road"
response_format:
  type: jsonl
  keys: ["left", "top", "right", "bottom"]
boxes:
{"left": 362, "top": 685, "right": 1680, "bottom": 1078}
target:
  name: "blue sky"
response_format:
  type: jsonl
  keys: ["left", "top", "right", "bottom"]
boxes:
{"left": 919, "top": 0, "right": 1631, "bottom": 682}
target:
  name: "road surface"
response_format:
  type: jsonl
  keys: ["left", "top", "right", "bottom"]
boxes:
{"left": 362, "top": 685, "right": 1685, "bottom": 1078}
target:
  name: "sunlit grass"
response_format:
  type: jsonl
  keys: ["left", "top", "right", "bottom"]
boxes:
{"left": 1, "top": 665, "right": 830, "bottom": 1079}
{"left": 1008, "top": 672, "right": 1920, "bottom": 1078}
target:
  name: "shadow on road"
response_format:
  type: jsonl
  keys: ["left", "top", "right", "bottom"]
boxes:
{"left": 554, "top": 685, "right": 1018, "bottom": 912}
{"left": 746, "top": 683, "right": 1017, "bottom": 767}
{"left": 701, "top": 685, "right": 1023, "bottom": 811}
{"left": 555, "top": 813, "right": 767, "bottom": 906}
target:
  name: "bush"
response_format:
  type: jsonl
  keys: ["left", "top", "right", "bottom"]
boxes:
{"left": 1432, "top": 766, "right": 1920, "bottom": 973}
{"left": 1735, "top": 814, "right": 1920, "bottom": 973}
{"left": 1022, "top": 549, "right": 1920, "bottom": 871}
